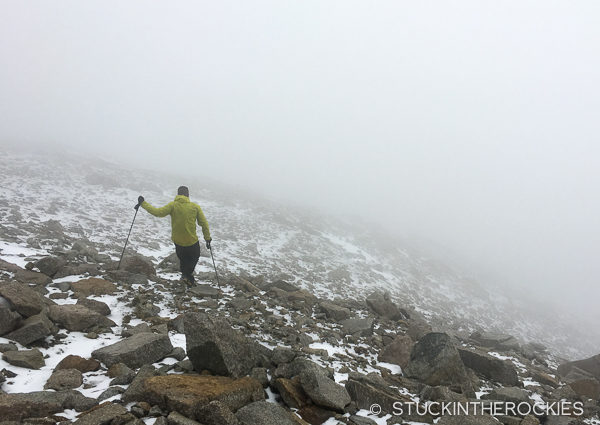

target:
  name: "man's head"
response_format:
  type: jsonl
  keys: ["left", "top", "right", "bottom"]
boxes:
{"left": 177, "top": 186, "right": 189, "bottom": 197}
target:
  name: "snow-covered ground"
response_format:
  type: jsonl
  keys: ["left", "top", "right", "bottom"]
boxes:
{"left": 1, "top": 149, "right": 598, "bottom": 360}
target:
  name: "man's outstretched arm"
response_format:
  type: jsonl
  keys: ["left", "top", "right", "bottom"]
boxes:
{"left": 196, "top": 205, "right": 211, "bottom": 242}
{"left": 141, "top": 200, "right": 174, "bottom": 217}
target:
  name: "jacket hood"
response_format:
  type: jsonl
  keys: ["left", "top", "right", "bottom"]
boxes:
{"left": 174, "top": 195, "right": 190, "bottom": 203}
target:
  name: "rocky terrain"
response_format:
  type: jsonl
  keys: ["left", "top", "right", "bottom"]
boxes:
{"left": 1, "top": 150, "right": 599, "bottom": 424}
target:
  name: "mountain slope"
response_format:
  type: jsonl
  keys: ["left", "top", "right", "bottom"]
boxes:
{"left": 0, "top": 149, "right": 596, "bottom": 359}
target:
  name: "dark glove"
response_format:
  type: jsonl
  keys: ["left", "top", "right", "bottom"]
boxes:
{"left": 135, "top": 195, "right": 144, "bottom": 210}
{"left": 206, "top": 239, "right": 212, "bottom": 250}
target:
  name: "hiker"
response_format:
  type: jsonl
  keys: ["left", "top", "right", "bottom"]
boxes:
{"left": 136, "top": 186, "right": 211, "bottom": 285}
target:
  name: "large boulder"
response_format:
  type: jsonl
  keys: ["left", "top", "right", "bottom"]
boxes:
{"left": 558, "top": 353, "right": 600, "bottom": 381}
{"left": 5, "top": 312, "right": 56, "bottom": 345}
{"left": 184, "top": 312, "right": 265, "bottom": 378}
{"left": 48, "top": 304, "right": 116, "bottom": 332}
{"left": 568, "top": 378, "right": 600, "bottom": 400}
{"left": 404, "top": 333, "right": 471, "bottom": 391}
{"left": 458, "top": 348, "right": 519, "bottom": 386}
{"left": 365, "top": 291, "right": 403, "bottom": 320}
{"left": 14, "top": 269, "right": 52, "bottom": 285}
{"left": 92, "top": 332, "right": 173, "bottom": 369}
{"left": 141, "top": 375, "right": 264, "bottom": 420}
{"left": 122, "top": 364, "right": 158, "bottom": 402}
{"left": 44, "top": 369, "right": 83, "bottom": 391}
{"left": 319, "top": 301, "right": 351, "bottom": 321}
{"left": 0, "top": 390, "right": 96, "bottom": 421}
{"left": 235, "top": 400, "right": 307, "bottom": 425}
{"left": 273, "top": 357, "right": 333, "bottom": 381}
{"left": 0, "top": 282, "right": 49, "bottom": 317}
{"left": 55, "top": 355, "right": 101, "bottom": 373}
{"left": 34, "top": 256, "right": 67, "bottom": 278}
{"left": 76, "top": 298, "right": 111, "bottom": 316}
{"left": 3, "top": 349, "right": 45, "bottom": 369}
{"left": 275, "top": 377, "right": 309, "bottom": 409}
{"left": 118, "top": 255, "right": 156, "bottom": 277}
{"left": 299, "top": 369, "right": 350, "bottom": 412}
{"left": 70, "top": 278, "right": 118, "bottom": 296}
{"left": 561, "top": 367, "right": 600, "bottom": 399}
{"left": 341, "top": 318, "right": 374, "bottom": 337}
{"left": 107, "top": 362, "right": 136, "bottom": 385}
{"left": 377, "top": 335, "right": 414, "bottom": 369}
{"left": 0, "top": 305, "right": 21, "bottom": 335}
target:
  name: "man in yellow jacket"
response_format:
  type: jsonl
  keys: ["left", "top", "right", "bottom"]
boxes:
{"left": 137, "top": 186, "right": 211, "bottom": 285}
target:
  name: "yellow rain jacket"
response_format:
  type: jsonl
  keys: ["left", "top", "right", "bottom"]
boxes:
{"left": 141, "top": 195, "right": 211, "bottom": 247}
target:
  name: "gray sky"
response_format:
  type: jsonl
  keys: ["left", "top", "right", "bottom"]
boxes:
{"left": 1, "top": 1, "right": 599, "bottom": 318}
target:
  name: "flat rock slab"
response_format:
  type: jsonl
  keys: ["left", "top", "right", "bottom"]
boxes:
{"left": 189, "top": 285, "right": 220, "bottom": 298}
{"left": 3, "top": 349, "right": 45, "bottom": 369}
{"left": 319, "top": 302, "right": 351, "bottom": 321}
{"left": 0, "top": 390, "right": 97, "bottom": 421}
{"left": 92, "top": 332, "right": 173, "bottom": 369}
{"left": 481, "top": 386, "right": 530, "bottom": 404}
{"left": 72, "top": 402, "right": 128, "bottom": 425}
{"left": 0, "top": 282, "right": 48, "bottom": 317}
{"left": 5, "top": 313, "right": 56, "bottom": 346}
{"left": 48, "top": 304, "right": 116, "bottom": 332}
{"left": 469, "top": 331, "right": 520, "bottom": 350}
{"left": 458, "top": 348, "right": 519, "bottom": 386}
{"left": 14, "top": 269, "right": 52, "bottom": 286}
{"left": 142, "top": 374, "right": 264, "bottom": 420}
{"left": 77, "top": 298, "right": 111, "bottom": 316}
{"left": 70, "top": 278, "right": 118, "bottom": 296}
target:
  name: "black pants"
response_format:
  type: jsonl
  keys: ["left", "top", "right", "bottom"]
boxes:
{"left": 175, "top": 241, "right": 200, "bottom": 282}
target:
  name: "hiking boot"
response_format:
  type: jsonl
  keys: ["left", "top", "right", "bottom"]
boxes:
{"left": 181, "top": 274, "right": 195, "bottom": 286}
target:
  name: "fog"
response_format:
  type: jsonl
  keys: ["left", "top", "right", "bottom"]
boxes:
{"left": 1, "top": 2, "right": 599, "bottom": 322}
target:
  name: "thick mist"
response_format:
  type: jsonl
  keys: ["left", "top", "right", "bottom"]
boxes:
{"left": 2, "top": 2, "right": 599, "bottom": 324}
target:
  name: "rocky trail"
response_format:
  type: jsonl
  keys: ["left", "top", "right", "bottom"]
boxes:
{"left": 1, "top": 151, "right": 599, "bottom": 424}
{"left": 1, "top": 223, "right": 600, "bottom": 425}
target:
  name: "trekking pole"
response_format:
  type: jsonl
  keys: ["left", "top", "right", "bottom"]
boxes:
{"left": 209, "top": 246, "right": 221, "bottom": 289}
{"left": 117, "top": 202, "right": 141, "bottom": 270}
